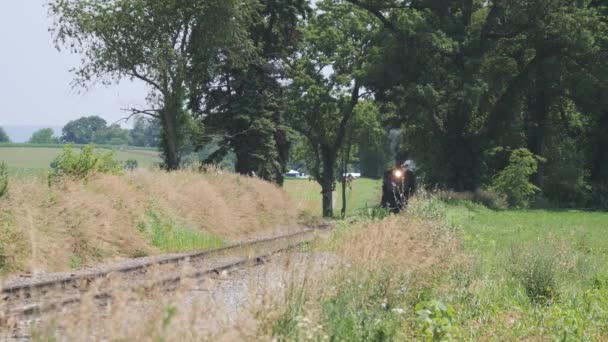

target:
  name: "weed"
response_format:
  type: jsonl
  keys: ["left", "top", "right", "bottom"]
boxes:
{"left": 415, "top": 300, "right": 457, "bottom": 341}
{"left": 358, "top": 205, "right": 390, "bottom": 220}
{"left": 124, "top": 159, "right": 138, "bottom": 171}
{"left": 69, "top": 256, "right": 82, "bottom": 269}
{"left": 508, "top": 244, "right": 559, "bottom": 304}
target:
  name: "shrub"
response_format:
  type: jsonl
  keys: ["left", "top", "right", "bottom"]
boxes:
{"left": 124, "top": 159, "right": 138, "bottom": 171}
{"left": 49, "top": 144, "right": 122, "bottom": 183}
{"left": 508, "top": 245, "right": 559, "bottom": 304}
{"left": 0, "top": 161, "right": 7, "bottom": 198}
{"left": 472, "top": 189, "right": 508, "bottom": 210}
{"left": 436, "top": 189, "right": 508, "bottom": 210}
{"left": 415, "top": 300, "right": 457, "bottom": 341}
{"left": 588, "top": 182, "right": 608, "bottom": 210}
{"left": 492, "top": 148, "right": 544, "bottom": 208}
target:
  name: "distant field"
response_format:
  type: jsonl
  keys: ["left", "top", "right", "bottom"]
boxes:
{"left": 0, "top": 145, "right": 161, "bottom": 176}
{"left": 284, "top": 177, "right": 381, "bottom": 217}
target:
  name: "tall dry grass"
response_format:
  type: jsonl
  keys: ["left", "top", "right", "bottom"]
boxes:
{"left": 1, "top": 204, "right": 462, "bottom": 341}
{"left": 0, "top": 169, "right": 299, "bottom": 275}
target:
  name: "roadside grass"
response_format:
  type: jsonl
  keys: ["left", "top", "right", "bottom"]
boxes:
{"left": 284, "top": 177, "right": 381, "bottom": 217}
{"left": 0, "top": 146, "right": 161, "bottom": 176}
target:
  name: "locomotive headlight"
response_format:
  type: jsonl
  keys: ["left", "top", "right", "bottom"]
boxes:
{"left": 393, "top": 169, "right": 403, "bottom": 178}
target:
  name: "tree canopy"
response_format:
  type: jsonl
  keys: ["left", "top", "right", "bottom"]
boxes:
{"left": 0, "top": 127, "right": 10, "bottom": 143}
{"left": 29, "top": 128, "right": 60, "bottom": 144}
{"left": 49, "top": 0, "right": 608, "bottom": 214}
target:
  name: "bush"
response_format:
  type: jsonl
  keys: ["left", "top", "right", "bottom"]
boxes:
{"left": 436, "top": 189, "right": 508, "bottom": 210}
{"left": 508, "top": 245, "right": 559, "bottom": 304}
{"left": 49, "top": 144, "right": 122, "bottom": 183}
{"left": 0, "top": 161, "right": 7, "bottom": 198}
{"left": 492, "top": 148, "right": 543, "bottom": 208}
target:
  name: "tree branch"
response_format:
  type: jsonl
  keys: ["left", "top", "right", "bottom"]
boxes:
{"left": 117, "top": 108, "right": 162, "bottom": 125}
{"left": 346, "top": 0, "right": 397, "bottom": 33}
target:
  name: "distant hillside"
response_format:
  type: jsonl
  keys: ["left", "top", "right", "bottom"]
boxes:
{"left": 2, "top": 126, "right": 62, "bottom": 143}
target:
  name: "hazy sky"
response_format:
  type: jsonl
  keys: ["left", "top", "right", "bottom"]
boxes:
{"left": 0, "top": 0, "right": 148, "bottom": 128}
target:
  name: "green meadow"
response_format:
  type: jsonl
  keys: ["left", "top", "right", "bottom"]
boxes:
{"left": 0, "top": 144, "right": 161, "bottom": 176}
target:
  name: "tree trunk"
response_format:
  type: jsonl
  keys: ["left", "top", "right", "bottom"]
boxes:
{"left": 160, "top": 97, "right": 181, "bottom": 170}
{"left": 526, "top": 65, "right": 550, "bottom": 187}
{"left": 341, "top": 139, "right": 352, "bottom": 219}
{"left": 341, "top": 161, "right": 347, "bottom": 219}
{"left": 321, "top": 156, "right": 335, "bottom": 218}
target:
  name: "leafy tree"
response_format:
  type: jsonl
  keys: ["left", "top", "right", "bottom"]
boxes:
{"left": 339, "top": 100, "right": 384, "bottom": 217}
{"left": 190, "top": 0, "right": 309, "bottom": 184}
{"left": 61, "top": 116, "right": 107, "bottom": 144}
{"left": 130, "top": 116, "right": 161, "bottom": 148}
{"left": 0, "top": 127, "right": 9, "bottom": 143}
{"left": 50, "top": 0, "right": 254, "bottom": 170}
{"left": 29, "top": 128, "right": 60, "bottom": 144}
{"left": 93, "top": 124, "right": 131, "bottom": 146}
{"left": 288, "top": 0, "right": 378, "bottom": 217}
{"left": 349, "top": 0, "right": 607, "bottom": 194}
{"left": 492, "top": 148, "right": 544, "bottom": 208}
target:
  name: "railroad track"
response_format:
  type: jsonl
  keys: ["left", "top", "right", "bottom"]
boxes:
{"left": 0, "top": 225, "right": 328, "bottom": 330}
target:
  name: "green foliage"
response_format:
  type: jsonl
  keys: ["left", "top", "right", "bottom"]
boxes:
{"left": 415, "top": 300, "right": 457, "bottom": 341}
{"left": 141, "top": 208, "right": 224, "bottom": 252}
{"left": 491, "top": 149, "right": 543, "bottom": 208}
{"left": 29, "top": 128, "right": 60, "bottom": 144}
{"left": 49, "top": 144, "right": 122, "bottom": 182}
{"left": 130, "top": 116, "right": 161, "bottom": 148}
{"left": 0, "top": 127, "right": 10, "bottom": 143}
{"left": 321, "top": 275, "right": 401, "bottom": 341}
{"left": 0, "top": 162, "right": 7, "bottom": 198}
{"left": 61, "top": 116, "right": 107, "bottom": 144}
{"left": 92, "top": 124, "right": 131, "bottom": 146}
{"left": 50, "top": 0, "right": 254, "bottom": 170}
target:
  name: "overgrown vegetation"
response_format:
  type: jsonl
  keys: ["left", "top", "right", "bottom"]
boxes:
{"left": 0, "top": 169, "right": 298, "bottom": 275}
{"left": 48, "top": 144, "right": 122, "bottom": 182}
{"left": 253, "top": 196, "right": 608, "bottom": 340}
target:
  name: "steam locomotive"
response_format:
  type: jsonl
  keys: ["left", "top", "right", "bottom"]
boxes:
{"left": 381, "top": 160, "right": 416, "bottom": 213}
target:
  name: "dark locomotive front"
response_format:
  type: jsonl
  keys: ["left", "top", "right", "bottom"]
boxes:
{"left": 381, "top": 162, "right": 416, "bottom": 213}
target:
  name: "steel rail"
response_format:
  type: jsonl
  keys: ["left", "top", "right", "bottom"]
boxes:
{"left": 0, "top": 224, "right": 329, "bottom": 327}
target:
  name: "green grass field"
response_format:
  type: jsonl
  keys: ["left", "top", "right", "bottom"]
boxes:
{"left": 0, "top": 145, "right": 161, "bottom": 176}
{"left": 284, "top": 177, "right": 381, "bottom": 217}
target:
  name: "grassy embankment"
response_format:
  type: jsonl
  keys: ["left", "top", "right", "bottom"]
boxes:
{"left": 0, "top": 169, "right": 299, "bottom": 276}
